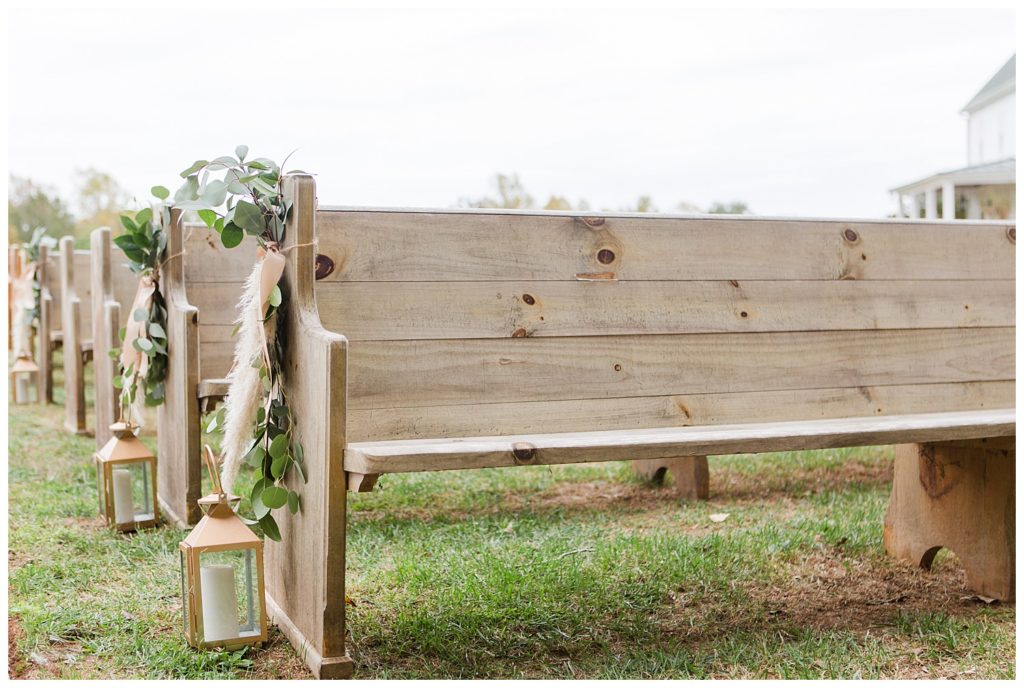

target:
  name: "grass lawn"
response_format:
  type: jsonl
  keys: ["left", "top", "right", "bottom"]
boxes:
{"left": 8, "top": 359, "right": 1016, "bottom": 678}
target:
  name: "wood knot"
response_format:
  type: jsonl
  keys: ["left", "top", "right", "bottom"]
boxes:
{"left": 315, "top": 254, "right": 335, "bottom": 280}
{"left": 597, "top": 249, "right": 616, "bottom": 264}
{"left": 522, "top": 294, "right": 536, "bottom": 305}
{"left": 581, "top": 216, "right": 605, "bottom": 228}
{"left": 1007, "top": 227, "right": 1016, "bottom": 244}
{"left": 917, "top": 445, "right": 961, "bottom": 498}
{"left": 512, "top": 442, "right": 537, "bottom": 464}
{"left": 512, "top": 328, "right": 528, "bottom": 338}
{"left": 843, "top": 228, "right": 859, "bottom": 243}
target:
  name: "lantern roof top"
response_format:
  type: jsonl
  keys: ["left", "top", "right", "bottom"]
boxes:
{"left": 181, "top": 501, "right": 261, "bottom": 549}
{"left": 95, "top": 424, "right": 155, "bottom": 461}
{"left": 10, "top": 356, "right": 39, "bottom": 373}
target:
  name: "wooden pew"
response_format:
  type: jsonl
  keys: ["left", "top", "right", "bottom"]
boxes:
{"left": 262, "top": 175, "right": 1013, "bottom": 678}
{"left": 90, "top": 227, "right": 147, "bottom": 447}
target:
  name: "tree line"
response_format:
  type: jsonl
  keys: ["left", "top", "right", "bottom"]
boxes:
{"left": 9, "top": 171, "right": 750, "bottom": 245}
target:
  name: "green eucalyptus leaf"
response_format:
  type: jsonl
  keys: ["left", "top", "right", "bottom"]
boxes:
{"left": 235, "top": 145, "right": 249, "bottom": 161}
{"left": 151, "top": 185, "right": 170, "bottom": 200}
{"left": 133, "top": 308, "right": 148, "bottom": 322}
{"left": 269, "top": 434, "right": 288, "bottom": 459}
{"left": 135, "top": 207, "right": 153, "bottom": 226}
{"left": 221, "top": 223, "right": 244, "bottom": 248}
{"left": 119, "top": 215, "right": 138, "bottom": 233}
{"left": 233, "top": 200, "right": 264, "bottom": 233}
{"left": 180, "top": 160, "right": 208, "bottom": 178}
{"left": 259, "top": 513, "right": 281, "bottom": 542}
{"left": 148, "top": 322, "right": 166, "bottom": 339}
{"left": 271, "top": 454, "right": 289, "bottom": 479}
{"left": 268, "top": 285, "right": 282, "bottom": 308}
{"left": 287, "top": 491, "right": 300, "bottom": 514}
{"left": 133, "top": 337, "right": 154, "bottom": 353}
{"left": 245, "top": 445, "right": 266, "bottom": 468}
{"left": 197, "top": 209, "right": 218, "bottom": 228}
{"left": 261, "top": 485, "right": 288, "bottom": 509}
{"left": 112, "top": 375, "right": 123, "bottom": 389}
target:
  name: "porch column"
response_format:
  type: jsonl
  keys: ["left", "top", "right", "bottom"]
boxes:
{"left": 925, "top": 187, "right": 938, "bottom": 219}
{"left": 909, "top": 193, "right": 921, "bottom": 219}
{"left": 942, "top": 181, "right": 955, "bottom": 220}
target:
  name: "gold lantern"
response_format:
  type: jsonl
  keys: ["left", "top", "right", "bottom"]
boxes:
{"left": 94, "top": 421, "right": 159, "bottom": 531}
{"left": 10, "top": 354, "right": 40, "bottom": 405}
{"left": 180, "top": 446, "right": 267, "bottom": 650}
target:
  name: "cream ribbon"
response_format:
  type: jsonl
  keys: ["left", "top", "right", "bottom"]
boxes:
{"left": 120, "top": 275, "right": 157, "bottom": 378}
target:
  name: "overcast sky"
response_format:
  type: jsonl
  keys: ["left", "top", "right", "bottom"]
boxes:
{"left": 7, "top": 7, "right": 1016, "bottom": 218}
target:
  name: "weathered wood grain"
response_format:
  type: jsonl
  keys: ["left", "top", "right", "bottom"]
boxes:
{"left": 346, "top": 327, "right": 1014, "bottom": 410}
{"left": 173, "top": 279, "right": 1016, "bottom": 340}
{"left": 885, "top": 437, "right": 1016, "bottom": 600}
{"left": 59, "top": 237, "right": 88, "bottom": 434}
{"left": 345, "top": 408, "right": 1015, "bottom": 474}
{"left": 346, "top": 380, "right": 1014, "bottom": 442}
{"left": 155, "top": 211, "right": 204, "bottom": 528}
{"left": 264, "top": 175, "right": 353, "bottom": 679}
{"left": 90, "top": 228, "right": 122, "bottom": 447}
{"left": 306, "top": 210, "right": 1015, "bottom": 282}
{"left": 36, "top": 244, "right": 57, "bottom": 403}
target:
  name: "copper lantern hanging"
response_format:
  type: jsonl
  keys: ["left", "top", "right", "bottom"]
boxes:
{"left": 180, "top": 446, "right": 267, "bottom": 650}
{"left": 94, "top": 421, "right": 159, "bottom": 531}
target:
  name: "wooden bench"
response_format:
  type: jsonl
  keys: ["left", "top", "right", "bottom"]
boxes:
{"left": 255, "top": 176, "right": 1015, "bottom": 678}
{"left": 89, "top": 227, "right": 150, "bottom": 447}
{"left": 35, "top": 241, "right": 62, "bottom": 403}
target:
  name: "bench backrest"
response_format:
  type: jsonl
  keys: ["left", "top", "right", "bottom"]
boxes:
{"left": 58, "top": 243, "right": 93, "bottom": 333}
{"left": 179, "top": 224, "right": 256, "bottom": 380}
{"left": 311, "top": 208, "right": 1015, "bottom": 442}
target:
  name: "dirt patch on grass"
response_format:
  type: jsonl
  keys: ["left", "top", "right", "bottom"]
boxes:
{"left": 659, "top": 544, "right": 1011, "bottom": 638}
{"left": 243, "top": 627, "right": 313, "bottom": 679}
{"left": 8, "top": 615, "right": 26, "bottom": 678}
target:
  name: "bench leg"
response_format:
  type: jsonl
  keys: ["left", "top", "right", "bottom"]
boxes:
{"left": 884, "top": 438, "right": 1015, "bottom": 601}
{"left": 632, "top": 456, "right": 710, "bottom": 500}
{"left": 39, "top": 295, "right": 54, "bottom": 404}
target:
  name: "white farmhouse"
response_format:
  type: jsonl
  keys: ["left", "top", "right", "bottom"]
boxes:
{"left": 892, "top": 55, "right": 1015, "bottom": 220}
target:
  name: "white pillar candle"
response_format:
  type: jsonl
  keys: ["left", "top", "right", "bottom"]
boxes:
{"left": 112, "top": 469, "right": 135, "bottom": 525}
{"left": 14, "top": 376, "right": 29, "bottom": 404}
{"left": 200, "top": 564, "right": 240, "bottom": 642}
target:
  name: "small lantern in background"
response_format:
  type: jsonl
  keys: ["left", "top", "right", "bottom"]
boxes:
{"left": 10, "top": 354, "right": 40, "bottom": 405}
{"left": 95, "top": 421, "right": 158, "bottom": 532}
{"left": 180, "top": 446, "right": 267, "bottom": 650}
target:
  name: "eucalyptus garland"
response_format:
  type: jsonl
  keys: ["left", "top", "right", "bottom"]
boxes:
{"left": 174, "top": 146, "right": 306, "bottom": 541}
{"left": 110, "top": 193, "right": 171, "bottom": 414}
{"left": 22, "top": 226, "right": 56, "bottom": 337}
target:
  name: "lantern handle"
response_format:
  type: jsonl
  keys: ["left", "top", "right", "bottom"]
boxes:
{"left": 202, "top": 445, "right": 225, "bottom": 497}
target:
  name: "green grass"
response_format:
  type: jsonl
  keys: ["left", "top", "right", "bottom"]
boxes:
{"left": 7, "top": 357, "right": 1016, "bottom": 678}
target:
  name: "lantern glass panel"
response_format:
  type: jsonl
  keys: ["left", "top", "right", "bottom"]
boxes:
{"left": 108, "top": 459, "right": 155, "bottom": 526}
{"left": 13, "top": 372, "right": 35, "bottom": 404}
{"left": 180, "top": 550, "right": 190, "bottom": 639}
{"left": 196, "top": 548, "right": 261, "bottom": 644}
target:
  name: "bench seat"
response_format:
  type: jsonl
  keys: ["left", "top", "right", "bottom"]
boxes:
{"left": 197, "top": 378, "right": 230, "bottom": 413}
{"left": 345, "top": 408, "right": 1015, "bottom": 475}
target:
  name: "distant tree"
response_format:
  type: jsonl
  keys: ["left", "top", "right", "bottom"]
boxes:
{"left": 707, "top": 201, "right": 751, "bottom": 215}
{"left": 74, "top": 168, "right": 132, "bottom": 240}
{"left": 622, "top": 195, "right": 658, "bottom": 213}
{"left": 8, "top": 175, "right": 75, "bottom": 243}
{"left": 462, "top": 174, "right": 589, "bottom": 211}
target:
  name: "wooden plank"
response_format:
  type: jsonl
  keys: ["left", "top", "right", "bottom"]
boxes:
{"left": 181, "top": 224, "right": 260, "bottom": 284}
{"left": 156, "top": 210, "right": 203, "bottom": 528}
{"left": 309, "top": 210, "right": 1015, "bottom": 282}
{"left": 344, "top": 408, "right": 1016, "bottom": 474}
{"left": 59, "top": 238, "right": 88, "bottom": 434}
{"left": 90, "top": 228, "right": 122, "bottom": 448}
{"left": 346, "top": 380, "right": 1015, "bottom": 442}
{"left": 347, "top": 327, "right": 1015, "bottom": 409}
{"left": 309, "top": 280, "right": 1014, "bottom": 340}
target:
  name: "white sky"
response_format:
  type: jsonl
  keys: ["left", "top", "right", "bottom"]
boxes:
{"left": 7, "top": 7, "right": 1016, "bottom": 218}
